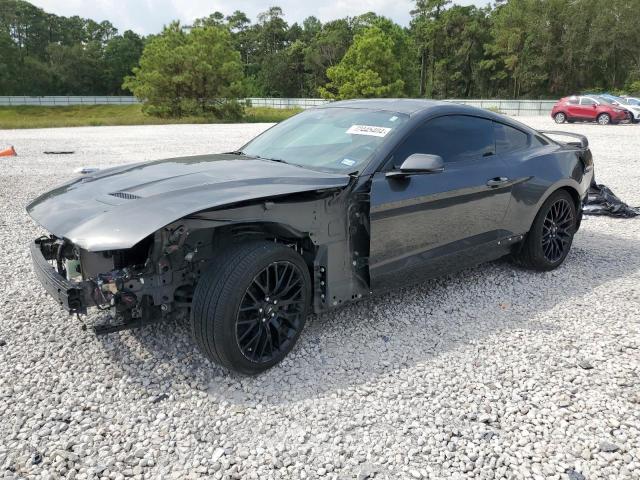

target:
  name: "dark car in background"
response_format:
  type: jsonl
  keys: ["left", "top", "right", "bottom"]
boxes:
{"left": 551, "top": 95, "right": 630, "bottom": 125}
{"left": 28, "top": 99, "right": 594, "bottom": 374}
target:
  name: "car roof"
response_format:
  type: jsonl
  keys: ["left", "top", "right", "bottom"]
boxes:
{"left": 317, "top": 98, "right": 450, "bottom": 115}
{"left": 316, "top": 98, "right": 541, "bottom": 136}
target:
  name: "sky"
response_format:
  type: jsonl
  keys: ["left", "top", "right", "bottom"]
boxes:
{"left": 29, "top": 0, "right": 491, "bottom": 35}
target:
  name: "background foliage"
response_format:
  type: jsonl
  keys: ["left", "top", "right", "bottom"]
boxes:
{"left": 123, "top": 22, "right": 244, "bottom": 118}
{"left": 2, "top": 0, "right": 640, "bottom": 115}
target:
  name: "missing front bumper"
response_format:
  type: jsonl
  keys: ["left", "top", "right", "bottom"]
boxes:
{"left": 30, "top": 239, "right": 91, "bottom": 315}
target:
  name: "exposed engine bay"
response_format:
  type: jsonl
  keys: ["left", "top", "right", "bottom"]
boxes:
{"left": 31, "top": 184, "right": 371, "bottom": 334}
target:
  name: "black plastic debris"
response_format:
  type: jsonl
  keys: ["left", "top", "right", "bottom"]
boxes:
{"left": 584, "top": 179, "right": 640, "bottom": 218}
{"left": 44, "top": 151, "right": 75, "bottom": 155}
{"left": 152, "top": 393, "right": 169, "bottom": 403}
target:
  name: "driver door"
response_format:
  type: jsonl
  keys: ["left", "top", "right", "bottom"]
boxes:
{"left": 369, "top": 115, "right": 513, "bottom": 290}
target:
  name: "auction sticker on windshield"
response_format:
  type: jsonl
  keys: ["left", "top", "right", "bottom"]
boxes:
{"left": 346, "top": 125, "right": 392, "bottom": 137}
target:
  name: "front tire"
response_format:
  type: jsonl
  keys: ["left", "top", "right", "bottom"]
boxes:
{"left": 191, "top": 241, "right": 311, "bottom": 375}
{"left": 597, "top": 113, "right": 611, "bottom": 125}
{"left": 554, "top": 112, "right": 567, "bottom": 124}
{"left": 513, "top": 190, "right": 577, "bottom": 271}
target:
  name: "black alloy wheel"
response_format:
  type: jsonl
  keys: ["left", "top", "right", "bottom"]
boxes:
{"left": 512, "top": 190, "right": 577, "bottom": 271}
{"left": 236, "top": 261, "right": 306, "bottom": 363}
{"left": 191, "top": 241, "right": 311, "bottom": 375}
{"left": 541, "top": 197, "right": 574, "bottom": 263}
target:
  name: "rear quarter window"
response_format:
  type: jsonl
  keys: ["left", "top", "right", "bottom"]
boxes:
{"left": 494, "top": 122, "right": 529, "bottom": 153}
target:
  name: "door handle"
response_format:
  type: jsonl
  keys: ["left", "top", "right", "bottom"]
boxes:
{"left": 486, "top": 177, "right": 509, "bottom": 187}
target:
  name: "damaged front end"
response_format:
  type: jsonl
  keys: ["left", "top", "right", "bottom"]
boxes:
{"left": 30, "top": 231, "right": 185, "bottom": 334}
{"left": 29, "top": 176, "right": 370, "bottom": 335}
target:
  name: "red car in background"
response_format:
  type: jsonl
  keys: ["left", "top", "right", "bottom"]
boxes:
{"left": 551, "top": 95, "right": 630, "bottom": 125}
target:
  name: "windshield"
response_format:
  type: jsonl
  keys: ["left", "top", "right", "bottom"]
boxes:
{"left": 241, "top": 107, "right": 409, "bottom": 173}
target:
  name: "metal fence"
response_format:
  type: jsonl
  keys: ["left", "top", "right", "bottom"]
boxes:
{"left": 445, "top": 99, "right": 556, "bottom": 116}
{"left": 0, "top": 96, "right": 556, "bottom": 115}
{"left": 0, "top": 96, "right": 139, "bottom": 106}
{"left": 244, "top": 97, "right": 329, "bottom": 109}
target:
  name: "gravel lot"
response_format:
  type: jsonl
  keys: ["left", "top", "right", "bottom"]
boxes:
{"left": 1, "top": 117, "right": 639, "bottom": 480}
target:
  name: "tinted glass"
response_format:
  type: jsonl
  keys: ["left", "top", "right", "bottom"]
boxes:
{"left": 533, "top": 135, "right": 548, "bottom": 147}
{"left": 242, "top": 107, "right": 408, "bottom": 173}
{"left": 390, "top": 115, "right": 494, "bottom": 166}
{"left": 494, "top": 122, "right": 529, "bottom": 153}
{"left": 580, "top": 98, "right": 596, "bottom": 105}
{"left": 567, "top": 98, "right": 578, "bottom": 105}
{"left": 594, "top": 96, "right": 615, "bottom": 105}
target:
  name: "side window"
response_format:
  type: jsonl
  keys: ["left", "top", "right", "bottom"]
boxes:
{"left": 532, "top": 135, "right": 548, "bottom": 147}
{"left": 494, "top": 122, "right": 529, "bottom": 153}
{"left": 389, "top": 115, "right": 494, "bottom": 167}
{"left": 567, "top": 98, "right": 578, "bottom": 105}
{"left": 580, "top": 97, "right": 596, "bottom": 105}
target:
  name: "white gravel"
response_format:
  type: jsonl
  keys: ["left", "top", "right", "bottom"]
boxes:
{"left": 1, "top": 118, "right": 639, "bottom": 480}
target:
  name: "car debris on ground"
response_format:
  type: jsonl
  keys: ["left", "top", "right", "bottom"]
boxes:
{"left": 584, "top": 180, "right": 640, "bottom": 218}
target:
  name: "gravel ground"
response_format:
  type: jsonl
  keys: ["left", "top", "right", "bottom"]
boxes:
{"left": 0, "top": 117, "right": 639, "bottom": 480}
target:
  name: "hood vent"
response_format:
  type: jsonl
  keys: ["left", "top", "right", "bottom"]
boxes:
{"left": 109, "top": 191, "right": 140, "bottom": 200}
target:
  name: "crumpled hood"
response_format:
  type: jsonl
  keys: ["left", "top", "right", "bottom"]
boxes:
{"left": 27, "top": 153, "right": 350, "bottom": 251}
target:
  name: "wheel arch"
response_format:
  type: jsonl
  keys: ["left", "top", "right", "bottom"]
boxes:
{"left": 522, "top": 181, "right": 582, "bottom": 235}
{"left": 193, "top": 219, "right": 319, "bottom": 276}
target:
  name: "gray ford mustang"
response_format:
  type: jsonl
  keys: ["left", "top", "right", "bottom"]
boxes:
{"left": 28, "top": 99, "right": 594, "bottom": 374}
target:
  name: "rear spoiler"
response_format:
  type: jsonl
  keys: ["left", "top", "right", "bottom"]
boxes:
{"left": 538, "top": 130, "right": 589, "bottom": 150}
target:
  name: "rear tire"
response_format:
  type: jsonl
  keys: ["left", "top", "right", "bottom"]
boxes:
{"left": 597, "top": 113, "right": 611, "bottom": 125}
{"left": 512, "top": 190, "right": 577, "bottom": 271}
{"left": 191, "top": 241, "right": 311, "bottom": 375}
{"left": 554, "top": 112, "right": 566, "bottom": 124}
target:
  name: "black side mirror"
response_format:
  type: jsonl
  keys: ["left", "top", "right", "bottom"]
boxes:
{"left": 386, "top": 154, "right": 444, "bottom": 178}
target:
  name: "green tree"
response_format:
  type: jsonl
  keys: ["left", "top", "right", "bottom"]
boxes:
{"left": 416, "top": 5, "right": 491, "bottom": 98}
{"left": 303, "top": 19, "right": 353, "bottom": 95}
{"left": 256, "top": 7, "right": 289, "bottom": 56}
{"left": 5, "top": 0, "right": 640, "bottom": 101}
{"left": 103, "top": 30, "right": 144, "bottom": 94}
{"left": 123, "top": 22, "right": 244, "bottom": 118}
{"left": 319, "top": 26, "right": 405, "bottom": 99}
{"left": 411, "top": 0, "right": 451, "bottom": 96}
